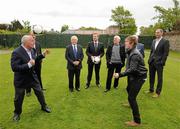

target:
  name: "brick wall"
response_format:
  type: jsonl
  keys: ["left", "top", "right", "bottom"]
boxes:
{"left": 164, "top": 33, "right": 180, "bottom": 51}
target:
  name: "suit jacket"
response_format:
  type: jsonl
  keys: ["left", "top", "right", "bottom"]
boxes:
{"left": 86, "top": 41, "right": 104, "bottom": 64}
{"left": 106, "top": 43, "right": 126, "bottom": 68}
{"left": 136, "top": 43, "right": 145, "bottom": 58}
{"left": 34, "top": 41, "right": 42, "bottom": 72}
{"left": 34, "top": 41, "right": 42, "bottom": 56}
{"left": 65, "top": 44, "right": 84, "bottom": 70}
{"left": 11, "top": 45, "right": 45, "bottom": 88}
{"left": 148, "top": 38, "right": 169, "bottom": 66}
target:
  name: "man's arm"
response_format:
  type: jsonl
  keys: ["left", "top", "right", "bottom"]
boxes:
{"left": 78, "top": 47, "right": 84, "bottom": 62}
{"left": 120, "top": 55, "right": 139, "bottom": 77}
{"left": 148, "top": 41, "right": 154, "bottom": 64}
{"left": 11, "top": 51, "right": 30, "bottom": 72}
{"left": 141, "top": 44, "right": 145, "bottom": 58}
{"left": 161, "top": 40, "right": 170, "bottom": 66}
{"left": 100, "top": 43, "right": 104, "bottom": 57}
{"left": 86, "top": 43, "right": 92, "bottom": 57}
{"left": 65, "top": 46, "right": 73, "bottom": 64}
{"left": 106, "top": 45, "right": 111, "bottom": 63}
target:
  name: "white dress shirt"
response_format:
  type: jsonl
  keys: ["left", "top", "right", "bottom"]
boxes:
{"left": 155, "top": 37, "right": 162, "bottom": 50}
{"left": 94, "top": 41, "right": 98, "bottom": 48}
{"left": 21, "top": 44, "right": 33, "bottom": 68}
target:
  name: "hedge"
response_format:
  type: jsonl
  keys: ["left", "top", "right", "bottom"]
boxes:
{"left": 0, "top": 34, "right": 155, "bottom": 49}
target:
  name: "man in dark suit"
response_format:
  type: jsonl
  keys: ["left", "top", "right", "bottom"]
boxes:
{"left": 65, "top": 35, "right": 84, "bottom": 92}
{"left": 104, "top": 35, "right": 126, "bottom": 92}
{"left": 147, "top": 29, "right": 169, "bottom": 98}
{"left": 11, "top": 35, "right": 51, "bottom": 122}
{"left": 133, "top": 35, "right": 145, "bottom": 58}
{"left": 85, "top": 32, "right": 104, "bottom": 89}
{"left": 26, "top": 31, "right": 45, "bottom": 96}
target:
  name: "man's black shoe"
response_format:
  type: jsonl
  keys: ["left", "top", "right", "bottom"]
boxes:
{"left": 41, "top": 106, "right": 51, "bottom": 113}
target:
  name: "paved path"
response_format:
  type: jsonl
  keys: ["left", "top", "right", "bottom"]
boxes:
{"left": 0, "top": 50, "right": 11, "bottom": 54}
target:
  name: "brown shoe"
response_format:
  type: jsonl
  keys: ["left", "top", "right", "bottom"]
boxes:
{"left": 125, "top": 121, "right": 140, "bottom": 127}
{"left": 152, "top": 93, "right": 160, "bottom": 98}
{"left": 144, "top": 90, "right": 153, "bottom": 94}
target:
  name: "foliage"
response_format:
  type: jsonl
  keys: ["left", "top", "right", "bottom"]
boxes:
{"left": 61, "top": 24, "right": 69, "bottom": 33}
{"left": 110, "top": 6, "right": 137, "bottom": 34}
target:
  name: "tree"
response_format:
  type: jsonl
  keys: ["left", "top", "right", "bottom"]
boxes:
{"left": 140, "top": 25, "right": 155, "bottom": 36}
{"left": 11, "top": 19, "right": 23, "bottom": 31}
{"left": 153, "top": 0, "right": 180, "bottom": 31}
{"left": 61, "top": 24, "right": 69, "bottom": 33}
{"left": 173, "top": 19, "right": 180, "bottom": 31}
{"left": 110, "top": 6, "right": 137, "bottom": 34}
{"left": 22, "top": 20, "right": 31, "bottom": 31}
{"left": 140, "top": 23, "right": 165, "bottom": 36}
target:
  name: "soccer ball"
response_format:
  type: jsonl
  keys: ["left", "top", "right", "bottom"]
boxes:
{"left": 94, "top": 56, "right": 100, "bottom": 64}
{"left": 33, "top": 25, "right": 43, "bottom": 34}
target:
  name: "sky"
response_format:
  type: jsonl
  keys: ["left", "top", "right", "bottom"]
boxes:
{"left": 0, "top": 0, "right": 173, "bottom": 32}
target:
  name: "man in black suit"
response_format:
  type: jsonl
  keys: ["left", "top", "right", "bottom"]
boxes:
{"left": 26, "top": 31, "right": 45, "bottom": 97}
{"left": 11, "top": 35, "right": 51, "bottom": 122}
{"left": 65, "top": 35, "right": 84, "bottom": 92}
{"left": 85, "top": 32, "right": 104, "bottom": 89}
{"left": 104, "top": 35, "right": 126, "bottom": 92}
{"left": 147, "top": 29, "right": 169, "bottom": 98}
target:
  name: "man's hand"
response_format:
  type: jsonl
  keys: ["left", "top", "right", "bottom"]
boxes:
{"left": 91, "top": 56, "right": 94, "bottom": 62}
{"left": 73, "top": 61, "right": 80, "bottom": 66}
{"left": 43, "top": 49, "right": 50, "bottom": 57}
{"left": 28, "top": 59, "right": 35, "bottom": 66}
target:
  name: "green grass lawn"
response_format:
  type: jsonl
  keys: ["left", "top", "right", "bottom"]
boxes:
{"left": 0, "top": 48, "right": 180, "bottom": 129}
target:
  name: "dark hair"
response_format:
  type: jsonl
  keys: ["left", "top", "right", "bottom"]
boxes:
{"left": 125, "top": 36, "right": 137, "bottom": 47}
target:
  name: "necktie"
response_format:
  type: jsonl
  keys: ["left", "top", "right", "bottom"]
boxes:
{"left": 94, "top": 43, "right": 98, "bottom": 52}
{"left": 31, "top": 49, "right": 35, "bottom": 59}
{"left": 73, "top": 45, "right": 77, "bottom": 59}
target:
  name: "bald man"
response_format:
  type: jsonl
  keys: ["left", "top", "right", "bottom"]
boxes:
{"left": 105, "top": 35, "right": 126, "bottom": 92}
{"left": 65, "top": 36, "right": 84, "bottom": 92}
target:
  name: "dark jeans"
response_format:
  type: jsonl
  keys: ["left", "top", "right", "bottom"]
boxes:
{"left": 126, "top": 77, "right": 145, "bottom": 124}
{"left": 149, "top": 62, "right": 163, "bottom": 94}
{"left": 106, "top": 63, "right": 122, "bottom": 90}
{"left": 87, "top": 63, "right": 101, "bottom": 85}
{"left": 68, "top": 69, "right": 81, "bottom": 90}
{"left": 14, "top": 84, "right": 47, "bottom": 114}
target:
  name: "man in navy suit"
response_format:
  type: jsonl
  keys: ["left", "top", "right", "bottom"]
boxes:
{"left": 11, "top": 35, "right": 51, "bottom": 122}
{"left": 147, "top": 29, "right": 169, "bottom": 98}
{"left": 85, "top": 32, "right": 104, "bottom": 89}
{"left": 65, "top": 36, "right": 84, "bottom": 92}
{"left": 133, "top": 35, "right": 145, "bottom": 58}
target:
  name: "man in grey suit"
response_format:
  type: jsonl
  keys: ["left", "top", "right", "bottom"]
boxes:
{"left": 146, "top": 29, "right": 169, "bottom": 98}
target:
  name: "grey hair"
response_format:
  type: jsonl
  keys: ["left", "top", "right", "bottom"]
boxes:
{"left": 114, "top": 35, "right": 121, "bottom": 41}
{"left": 71, "top": 35, "right": 78, "bottom": 40}
{"left": 21, "top": 35, "right": 32, "bottom": 44}
{"left": 133, "top": 35, "right": 139, "bottom": 40}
